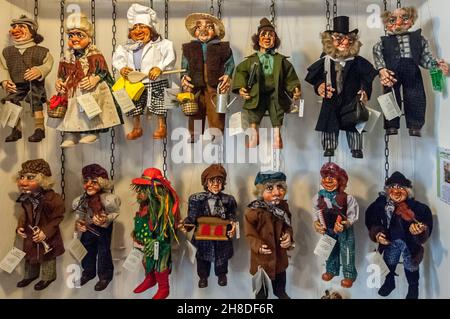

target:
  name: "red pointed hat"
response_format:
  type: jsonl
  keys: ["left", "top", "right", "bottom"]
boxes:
{"left": 132, "top": 168, "right": 179, "bottom": 216}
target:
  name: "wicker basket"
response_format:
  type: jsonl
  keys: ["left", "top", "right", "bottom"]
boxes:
{"left": 47, "top": 105, "right": 67, "bottom": 118}
{"left": 180, "top": 101, "right": 199, "bottom": 116}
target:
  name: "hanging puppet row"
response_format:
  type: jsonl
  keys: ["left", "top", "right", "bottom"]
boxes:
{"left": 0, "top": 2, "right": 440, "bottom": 300}
{"left": 1, "top": 4, "right": 448, "bottom": 157}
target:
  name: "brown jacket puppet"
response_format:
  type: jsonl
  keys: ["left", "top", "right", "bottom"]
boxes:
{"left": 15, "top": 159, "right": 65, "bottom": 291}
{"left": 244, "top": 171, "right": 294, "bottom": 299}
{"left": 181, "top": 13, "right": 235, "bottom": 142}
{"left": 0, "top": 15, "right": 53, "bottom": 143}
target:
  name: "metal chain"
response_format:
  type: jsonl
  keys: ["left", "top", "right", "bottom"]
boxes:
{"left": 333, "top": 0, "right": 337, "bottom": 18}
{"left": 59, "top": 0, "right": 66, "bottom": 199}
{"left": 110, "top": 0, "right": 118, "bottom": 187}
{"left": 217, "top": 0, "right": 223, "bottom": 20}
{"left": 34, "top": 0, "right": 39, "bottom": 21}
{"left": 162, "top": 1, "right": 170, "bottom": 178}
{"left": 383, "top": 0, "right": 390, "bottom": 181}
{"left": 397, "top": 0, "right": 402, "bottom": 8}
{"left": 325, "top": 0, "right": 331, "bottom": 30}
{"left": 60, "top": 0, "right": 65, "bottom": 57}
{"left": 210, "top": 0, "right": 215, "bottom": 16}
{"left": 91, "top": 0, "right": 96, "bottom": 44}
{"left": 269, "top": 0, "right": 276, "bottom": 26}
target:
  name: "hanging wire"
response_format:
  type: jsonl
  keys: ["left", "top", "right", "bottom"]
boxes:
{"left": 332, "top": 0, "right": 338, "bottom": 18}
{"left": 269, "top": 0, "right": 276, "bottom": 26}
{"left": 110, "top": 0, "right": 118, "bottom": 187}
{"left": 325, "top": 0, "right": 331, "bottom": 30}
{"left": 210, "top": 0, "right": 215, "bottom": 15}
{"left": 162, "top": 0, "right": 170, "bottom": 178}
{"left": 34, "top": 0, "right": 39, "bottom": 21}
{"left": 91, "top": 0, "right": 96, "bottom": 44}
{"left": 59, "top": 0, "right": 66, "bottom": 199}
{"left": 217, "top": 0, "right": 223, "bottom": 20}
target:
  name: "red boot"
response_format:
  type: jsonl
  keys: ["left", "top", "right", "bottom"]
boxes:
{"left": 152, "top": 269, "right": 170, "bottom": 299}
{"left": 133, "top": 271, "right": 156, "bottom": 293}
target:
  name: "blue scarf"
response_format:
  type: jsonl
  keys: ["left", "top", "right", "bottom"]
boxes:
{"left": 318, "top": 189, "right": 339, "bottom": 208}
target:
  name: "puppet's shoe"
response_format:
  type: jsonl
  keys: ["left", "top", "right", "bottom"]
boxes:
{"left": 5, "top": 128, "right": 22, "bottom": 142}
{"left": 152, "top": 270, "right": 170, "bottom": 299}
{"left": 378, "top": 273, "right": 396, "bottom": 297}
{"left": 34, "top": 279, "right": 55, "bottom": 291}
{"left": 133, "top": 272, "right": 156, "bottom": 293}
{"left": 28, "top": 128, "right": 45, "bottom": 142}
{"left": 17, "top": 276, "right": 38, "bottom": 288}
{"left": 79, "top": 134, "right": 98, "bottom": 144}
{"left": 61, "top": 139, "right": 77, "bottom": 148}
{"left": 409, "top": 128, "right": 422, "bottom": 137}
{"left": 323, "top": 149, "right": 334, "bottom": 157}
{"left": 153, "top": 125, "right": 167, "bottom": 140}
{"left": 321, "top": 272, "right": 335, "bottom": 282}
{"left": 351, "top": 150, "right": 363, "bottom": 159}
{"left": 94, "top": 279, "right": 111, "bottom": 291}
{"left": 406, "top": 285, "right": 418, "bottom": 299}
{"left": 386, "top": 127, "right": 398, "bottom": 136}
{"left": 273, "top": 136, "right": 283, "bottom": 149}
{"left": 341, "top": 278, "right": 354, "bottom": 288}
{"left": 218, "top": 274, "right": 227, "bottom": 286}
{"left": 198, "top": 277, "right": 208, "bottom": 288}
{"left": 274, "top": 291, "right": 291, "bottom": 299}
{"left": 126, "top": 128, "right": 143, "bottom": 140}
{"left": 79, "top": 274, "right": 95, "bottom": 286}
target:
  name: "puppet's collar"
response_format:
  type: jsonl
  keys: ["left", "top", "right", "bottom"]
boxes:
{"left": 12, "top": 39, "right": 35, "bottom": 49}
{"left": 325, "top": 54, "right": 355, "bottom": 66}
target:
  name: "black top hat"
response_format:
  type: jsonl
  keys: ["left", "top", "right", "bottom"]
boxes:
{"left": 385, "top": 171, "right": 412, "bottom": 188}
{"left": 327, "top": 16, "right": 358, "bottom": 34}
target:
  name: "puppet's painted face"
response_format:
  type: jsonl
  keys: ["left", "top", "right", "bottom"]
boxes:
{"left": 136, "top": 191, "right": 148, "bottom": 203}
{"left": 130, "top": 24, "right": 152, "bottom": 43}
{"left": 386, "top": 9, "right": 414, "bottom": 34}
{"left": 67, "top": 29, "right": 91, "bottom": 50}
{"left": 17, "top": 173, "right": 41, "bottom": 194}
{"left": 207, "top": 177, "right": 224, "bottom": 194}
{"left": 194, "top": 19, "right": 216, "bottom": 43}
{"left": 387, "top": 184, "right": 408, "bottom": 203}
{"left": 321, "top": 176, "right": 339, "bottom": 192}
{"left": 83, "top": 178, "right": 101, "bottom": 196}
{"left": 259, "top": 30, "right": 276, "bottom": 51}
{"left": 331, "top": 32, "right": 355, "bottom": 54}
{"left": 9, "top": 23, "right": 32, "bottom": 42}
{"left": 262, "top": 182, "right": 286, "bottom": 205}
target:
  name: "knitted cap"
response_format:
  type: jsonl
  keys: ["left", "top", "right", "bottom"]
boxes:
{"left": 201, "top": 164, "right": 227, "bottom": 186}
{"left": 82, "top": 164, "right": 109, "bottom": 180}
{"left": 19, "top": 159, "right": 52, "bottom": 177}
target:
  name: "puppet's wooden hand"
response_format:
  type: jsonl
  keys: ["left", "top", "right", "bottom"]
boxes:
{"left": 120, "top": 67, "right": 133, "bottom": 80}
{"left": 227, "top": 221, "right": 236, "bottom": 238}
{"left": 75, "top": 220, "right": 87, "bottom": 233}
{"left": 239, "top": 88, "right": 251, "bottom": 100}
{"left": 313, "top": 220, "right": 326, "bottom": 234}
{"left": 2, "top": 80, "right": 17, "bottom": 93}
{"left": 79, "top": 75, "right": 100, "bottom": 91}
{"left": 32, "top": 230, "right": 46, "bottom": 243}
{"left": 259, "top": 244, "right": 272, "bottom": 255}
{"left": 55, "top": 78, "right": 67, "bottom": 94}
{"left": 280, "top": 233, "right": 292, "bottom": 249}
{"left": 358, "top": 90, "right": 368, "bottom": 105}
{"left": 437, "top": 59, "right": 449, "bottom": 76}
{"left": 375, "top": 232, "right": 391, "bottom": 245}
{"left": 148, "top": 67, "right": 162, "bottom": 81}
{"left": 23, "top": 67, "right": 42, "bottom": 81}
{"left": 409, "top": 222, "right": 426, "bottom": 235}
{"left": 318, "top": 83, "right": 334, "bottom": 98}
{"left": 218, "top": 75, "right": 231, "bottom": 93}
{"left": 16, "top": 227, "right": 27, "bottom": 239}
{"left": 379, "top": 68, "right": 397, "bottom": 87}
{"left": 292, "top": 86, "right": 301, "bottom": 100}
{"left": 181, "top": 75, "right": 194, "bottom": 92}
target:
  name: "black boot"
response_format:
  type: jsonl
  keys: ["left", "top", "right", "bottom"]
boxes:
{"left": 378, "top": 265, "right": 397, "bottom": 297}
{"left": 405, "top": 270, "right": 419, "bottom": 299}
{"left": 5, "top": 127, "right": 22, "bottom": 142}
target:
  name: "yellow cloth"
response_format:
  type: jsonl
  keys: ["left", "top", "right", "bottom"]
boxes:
{"left": 112, "top": 77, "right": 145, "bottom": 101}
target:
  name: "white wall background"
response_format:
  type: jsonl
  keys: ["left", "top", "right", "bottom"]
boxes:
{"left": 0, "top": 0, "right": 449, "bottom": 299}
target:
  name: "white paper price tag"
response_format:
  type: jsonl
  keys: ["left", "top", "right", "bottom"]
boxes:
{"left": 112, "top": 89, "right": 136, "bottom": 114}
{"left": 68, "top": 238, "right": 88, "bottom": 263}
{"left": 377, "top": 91, "right": 402, "bottom": 121}
{"left": 123, "top": 248, "right": 145, "bottom": 272}
{"left": 314, "top": 234, "right": 337, "bottom": 260}
{"left": 0, "top": 247, "right": 26, "bottom": 274}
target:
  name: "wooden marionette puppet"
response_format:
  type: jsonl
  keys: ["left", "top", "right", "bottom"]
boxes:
{"left": 15, "top": 159, "right": 65, "bottom": 291}
{"left": 232, "top": 18, "right": 301, "bottom": 149}
{"left": 180, "top": 164, "right": 237, "bottom": 288}
{"left": 112, "top": 4, "right": 176, "bottom": 140}
{"left": 0, "top": 15, "right": 53, "bottom": 143}
{"left": 305, "top": 16, "right": 377, "bottom": 159}
{"left": 131, "top": 168, "right": 180, "bottom": 299}
{"left": 365, "top": 172, "right": 433, "bottom": 299}
{"left": 181, "top": 12, "right": 235, "bottom": 143}
{"left": 244, "top": 172, "right": 294, "bottom": 299}
{"left": 312, "top": 162, "right": 358, "bottom": 288}
{"left": 72, "top": 164, "right": 121, "bottom": 291}
{"left": 55, "top": 12, "right": 122, "bottom": 148}
{"left": 373, "top": 6, "right": 449, "bottom": 137}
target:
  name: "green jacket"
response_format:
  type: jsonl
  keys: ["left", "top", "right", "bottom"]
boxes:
{"left": 232, "top": 52, "right": 300, "bottom": 112}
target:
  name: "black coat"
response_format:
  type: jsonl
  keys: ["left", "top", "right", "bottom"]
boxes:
{"left": 365, "top": 194, "right": 433, "bottom": 266}
{"left": 305, "top": 55, "right": 377, "bottom": 133}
